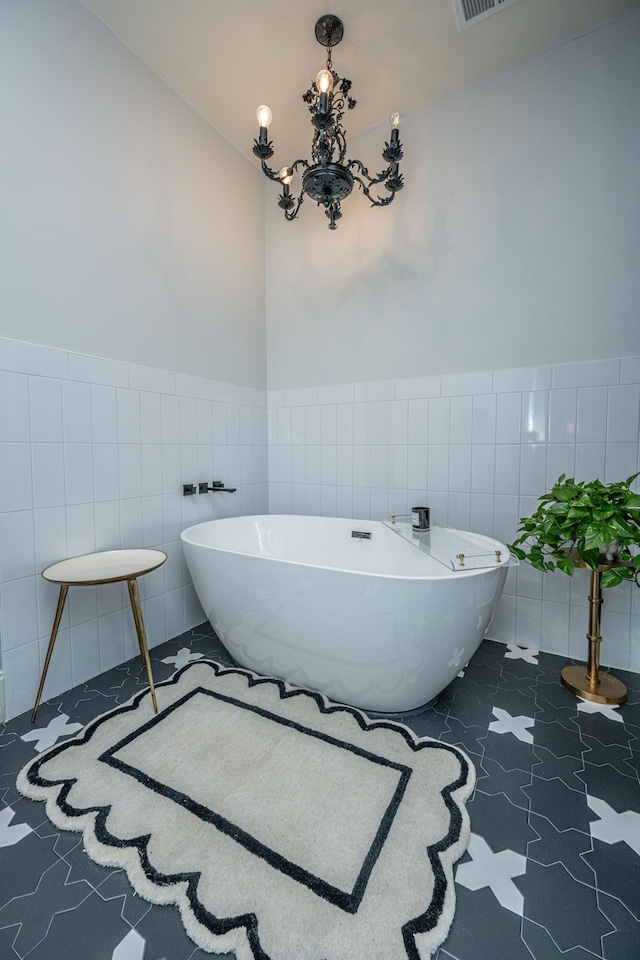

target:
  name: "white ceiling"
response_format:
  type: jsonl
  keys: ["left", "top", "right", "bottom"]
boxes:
{"left": 81, "top": 0, "right": 640, "bottom": 165}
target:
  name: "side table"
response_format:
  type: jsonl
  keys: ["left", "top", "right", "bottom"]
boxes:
{"left": 560, "top": 559, "right": 627, "bottom": 705}
{"left": 32, "top": 548, "right": 167, "bottom": 722}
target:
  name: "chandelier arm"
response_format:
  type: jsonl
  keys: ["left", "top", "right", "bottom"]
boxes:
{"left": 347, "top": 158, "right": 394, "bottom": 187}
{"left": 261, "top": 158, "right": 310, "bottom": 183}
{"left": 260, "top": 160, "right": 284, "bottom": 183}
{"left": 283, "top": 191, "right": 305, "bottom": 221}
{"left": 336, "top": 130, "right": 348, "bottom": 164}
{"left": 351, "top": 174, "right": 399, "bottom": 208}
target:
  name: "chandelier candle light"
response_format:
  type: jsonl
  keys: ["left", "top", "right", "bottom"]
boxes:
{"left": 253, "top": 14, "right": 405, "bottom": 230}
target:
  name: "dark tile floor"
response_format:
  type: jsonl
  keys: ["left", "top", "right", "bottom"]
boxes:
{"left": 1, "top": 626, "right": 639, "bottom": 960}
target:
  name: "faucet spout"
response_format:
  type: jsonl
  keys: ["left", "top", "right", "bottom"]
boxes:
{"left": 199, "top": 481, "right": 237, "bottom": 494}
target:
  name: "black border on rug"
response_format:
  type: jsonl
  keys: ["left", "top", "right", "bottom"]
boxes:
{"left": 101, "top": 685, "right": 413, "bottom": 913}
{"left": 20, "top": 660, "right": 472, "bottom": 960}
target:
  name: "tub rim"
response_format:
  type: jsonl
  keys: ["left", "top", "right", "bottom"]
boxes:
{"left": 180, "top": 515, "right": 511, "bottom": 582}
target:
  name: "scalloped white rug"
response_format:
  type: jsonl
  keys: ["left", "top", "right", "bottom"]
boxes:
{"left": 17, "top": 661, "right": 474, "bottom": 960}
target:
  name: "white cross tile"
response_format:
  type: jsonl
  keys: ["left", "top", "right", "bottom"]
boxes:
{"left": 112, "top": 929, "right": 146, "bottom": 960}
{"left": 20, "top": 714, "right": 83, "bottom": 753}
{"left": 455, "top": 832, "right": 526, "bottom": 915}
{"left": 504, "top": 644, "right": 539, "bottom": 664}
{"left": 0, "top": 807, "right": 33, "bottom": 847}
{"left": 488, "top": 707, "right": 535, "bottom": 744}
{"left": 160, "top": 648, "right": 204, "bottom": 670}
{"left": 577, "top": 698, "right": 623, "bottom": 723}
{"left": 587, "top": 795, "right": 640, "bottom": 856}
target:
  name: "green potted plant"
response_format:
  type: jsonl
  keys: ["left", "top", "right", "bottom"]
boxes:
{"left": 509, "top": 473, "right": 640, "bottom": 588}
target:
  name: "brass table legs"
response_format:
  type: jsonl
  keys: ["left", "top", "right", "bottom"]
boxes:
{"left": 560, "top": 568, "right": 627, "bottom": 705}
{"left": 31, "top": 577, "right": 158, "bottom": 723}
{"left": 31, "top": 585, "right": 69, "bottom": 722}
{"left": 126, "top": 577, "right": 158, "bottom": 714}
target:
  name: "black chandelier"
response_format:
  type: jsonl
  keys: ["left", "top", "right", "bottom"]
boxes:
{"left": 252, "top": 14, "right": 404, "bottom": 231}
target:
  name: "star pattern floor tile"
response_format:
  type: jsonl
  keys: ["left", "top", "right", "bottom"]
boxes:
{"left": 1, "top": 627, "right": 639, "bottom": 959}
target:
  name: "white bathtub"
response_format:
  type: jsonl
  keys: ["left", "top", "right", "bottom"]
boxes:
{"left": 181, "top": 515, "right": 510, "bottom": 713}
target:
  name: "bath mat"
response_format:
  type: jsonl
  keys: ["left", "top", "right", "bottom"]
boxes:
{"left": 17, "top": 661, "right": 475, "bottom": 960}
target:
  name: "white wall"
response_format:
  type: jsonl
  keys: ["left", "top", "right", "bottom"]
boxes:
{"left": 0, "top": 0, "right": 266, "bottom": 388}
{"left": 266, "top": 13, "right": 640, "bottom": 390}
{"left": 0, "top": 0, "right": 270, "bottom": 720}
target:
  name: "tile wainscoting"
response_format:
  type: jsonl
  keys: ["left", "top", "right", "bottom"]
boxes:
{"left": 0, "top": 337, "right": 268, "bottom": 720}
{"left": 267, "top": 358, "right": 640, "bottom": 673}
{"left": 2, "top": 343, "right": 639, "bottom": 720}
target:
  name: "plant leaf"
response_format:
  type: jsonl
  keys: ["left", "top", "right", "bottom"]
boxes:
{"left": 592, "top": 507, "right": 614, "bottom": 521}
{"left": 557, "top": 556, "right": 575, "bottom": 576}
{"left": 584, "top": 521, "right": 614, "bottom": 550}
{"left": 578, "top": 547, "right": 600, "bottom": 570}
{"left": 601, "top": 569, "right": 624, "bottom": 588}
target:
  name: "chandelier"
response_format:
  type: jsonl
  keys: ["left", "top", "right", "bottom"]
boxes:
{"left": 252, "top": 14, "right": 404, "bottom": 231}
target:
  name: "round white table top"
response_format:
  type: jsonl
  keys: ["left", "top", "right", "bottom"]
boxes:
{"left": 42, "top": 549, "right": 167, "bottom": 585}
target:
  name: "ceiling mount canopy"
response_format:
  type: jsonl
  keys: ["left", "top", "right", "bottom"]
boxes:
{"left": 314, "top": 13, "right": 344, "bottom": 47}
{"left": 252, "top": 14, "right": 405, "bottom": 230}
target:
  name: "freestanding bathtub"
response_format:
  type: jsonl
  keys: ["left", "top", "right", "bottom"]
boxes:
{"left": 181, "top": 515, "right": 510, "bottom": 713}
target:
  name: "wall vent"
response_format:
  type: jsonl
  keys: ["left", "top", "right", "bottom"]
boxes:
{"left": 452, "top": 0, "right": 522, "bottom": 30}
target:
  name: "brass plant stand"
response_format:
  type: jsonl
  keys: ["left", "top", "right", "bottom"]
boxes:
{"left": 560, "top": 559, "right": 627, "bottom": 705}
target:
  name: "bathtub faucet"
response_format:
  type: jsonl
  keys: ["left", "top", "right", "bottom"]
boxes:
{"left": 199, "top": 481, "right": 237, "bottom": 494}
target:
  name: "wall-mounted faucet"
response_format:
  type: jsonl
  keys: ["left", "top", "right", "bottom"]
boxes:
{"left": 199, "top": 481, "right": 237, "bottom": 494}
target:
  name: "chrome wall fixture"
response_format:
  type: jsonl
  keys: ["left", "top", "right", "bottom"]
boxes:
{"left": 252, "top": 14, "right": 404, "bottom": 231}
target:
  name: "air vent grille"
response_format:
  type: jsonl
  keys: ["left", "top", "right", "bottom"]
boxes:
{"left": 452, "top": 0, "right": 522, "bottom": 30}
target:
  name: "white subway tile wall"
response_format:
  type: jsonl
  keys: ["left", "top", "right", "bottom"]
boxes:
{"left": 0, "top": 338, "right": 268, "bottom": 720}
{"left": 268, "top": 358, "right": 640, "bottom": 671}
{"left": 2, "top": 343, "right": 639, "bottom": 718}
